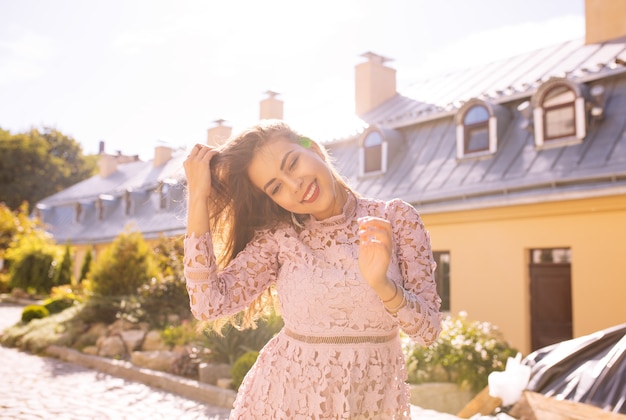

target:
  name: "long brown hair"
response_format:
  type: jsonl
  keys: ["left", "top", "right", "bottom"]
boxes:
{"left": 206, "top": 119, "right": 351, "bottom": 330}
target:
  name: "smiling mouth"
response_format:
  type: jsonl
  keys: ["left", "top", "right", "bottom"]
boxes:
{"left": 301, "top": 180, "right": 319, "bottom": 203}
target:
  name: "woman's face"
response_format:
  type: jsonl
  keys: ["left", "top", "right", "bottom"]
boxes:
{"left": 247, "top": 137, "right": 345, "bottom": 220}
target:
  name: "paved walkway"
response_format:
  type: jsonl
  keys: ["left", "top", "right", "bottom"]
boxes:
{"left": 0, "top": 301, "right": 464, "bottom": 420}
{"left": 0, "top": 302, "right": 231, "bottom": 420}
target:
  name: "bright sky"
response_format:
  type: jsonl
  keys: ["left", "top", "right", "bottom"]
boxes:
{"left": 0, "top": 0, "right": 585, "bottom": 160}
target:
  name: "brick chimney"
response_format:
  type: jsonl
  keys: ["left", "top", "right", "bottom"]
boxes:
{"left": 355, "top": 52, "right": 397, "bottom": 117}
{"left": 585, "top": 0, "right": 626, "bottom": 44}
{"left": 153, "top": 145, "right": 173, "bottom": 167}
{"left": 98, "top": 154, "right": 117, "bottom": 178}
{"left": 259, "top": 90, "right": 284, "bottom": 120}
{"left": 207, "top": 119, "right": 232, "bottom": 147}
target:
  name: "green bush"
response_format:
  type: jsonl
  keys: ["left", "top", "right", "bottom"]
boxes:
{"left": 53, "top": 243, "right": 73, "bottom": 286}
{"left": 86, "top": 229, "right": 158, "bottom": 297}
{"left": 9, "top": 249, "right": 57, "bottom": 294}
{"left": 231, "top": 350, "right": 259, "bottom": 391}
{"left": 161, "top": 321, "right": 201, "bottom": 348}
{"left": 43, "top": 297, "right": 75, "bottom": 314}
{"left": 78, "top": 245, "right": 93, "bottom": 282}
{"left": 405, "top": 311, "right": 519, "bottom": 393}
{"left": 73, "top": 296, "right": 123, "bottom": 325}
{"left": 202, "top": 310, "right": 283, "bottom": 365}
{"left": 21, "top": 304, "right": 50, "bottom": 322}
{"left": 137, "top": 276, "right": 191, "bottom": 327}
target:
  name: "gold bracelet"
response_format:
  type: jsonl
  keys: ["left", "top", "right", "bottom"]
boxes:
{"left": 381, "top": 282, "right": 398, "bottom": 303}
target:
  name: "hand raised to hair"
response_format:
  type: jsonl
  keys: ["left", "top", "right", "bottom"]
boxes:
{"left": 183, "top": 144, "right": 218, "bottom": 201}
{"left": 357, "top": 216, "right": 392, "bottom": 291}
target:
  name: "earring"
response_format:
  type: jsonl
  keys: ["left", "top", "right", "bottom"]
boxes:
{"left": 291, "top": 212, "right": 304, "bottom": 228}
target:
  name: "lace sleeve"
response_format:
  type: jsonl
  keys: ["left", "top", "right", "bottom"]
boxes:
{"left": 183, "top": 230, "right": 278, "bottom": 321}
{"left": 387, "top": 199, "right": 442, "bottom": 346}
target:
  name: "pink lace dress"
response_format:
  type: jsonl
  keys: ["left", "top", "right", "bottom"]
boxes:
{"left": 184, "top": 194, "right": 442, "bottom": 419}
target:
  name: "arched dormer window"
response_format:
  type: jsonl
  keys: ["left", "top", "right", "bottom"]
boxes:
{"left": 74, "top": 203, "right": 82, "bottom": 223}
{"left": 455, "top": 99, "right": 508, "bottom": 160}
{"left": 359, "top": 128, "right": 387, "bottom": 176}
{"left": 531, "top": 78, "right": 587, "bottom": 149}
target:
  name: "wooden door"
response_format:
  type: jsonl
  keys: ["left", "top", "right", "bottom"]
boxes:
{"left": 529, "top": 261, "right": 572, "bottom": 352}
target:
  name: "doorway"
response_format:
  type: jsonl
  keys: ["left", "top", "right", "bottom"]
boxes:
{"left": 529, "top": 248, "right": 573, "bottom": 352}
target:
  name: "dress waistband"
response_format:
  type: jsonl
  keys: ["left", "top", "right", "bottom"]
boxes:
{"left": 283, "top": 328, "right": 398, "bottom": 345}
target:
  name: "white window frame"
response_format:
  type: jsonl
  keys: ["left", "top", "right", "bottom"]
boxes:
{"left": 455, "top": 100, "right": 499, "bottom": 160}
{"left": 531, "top": 78, "right": 587, "bottom": 150}
{"left": 358, "top": 129, "right": 388, "bottom": 177}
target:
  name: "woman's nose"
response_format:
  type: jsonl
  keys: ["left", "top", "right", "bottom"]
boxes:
{"left": 285, "top": 176, "right": 302, "bottom": 193}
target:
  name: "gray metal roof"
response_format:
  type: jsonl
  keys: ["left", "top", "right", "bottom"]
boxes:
{"left": 37, "top": 150, "right": 188, "bottom": 244}
{"left": 328, "top": 37, "right": 626, "bottom": 212}
{"left": 36, "top": 37, "right": 626, "bottom": 245}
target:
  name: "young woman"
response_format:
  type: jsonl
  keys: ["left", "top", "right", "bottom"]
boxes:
{"left": 183, "top": 119, "right": 442, "bottom": 419}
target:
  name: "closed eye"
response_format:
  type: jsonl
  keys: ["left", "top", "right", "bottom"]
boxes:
{"left": 288, "top": 155, "right": 299, "bottom": 171}
{"left": 270, "top": 183, "right": 281, "bottom": 195}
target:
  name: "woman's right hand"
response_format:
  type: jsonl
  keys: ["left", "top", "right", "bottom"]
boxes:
{"left": 183, "top": 144, "right": 218, "bottom": 201}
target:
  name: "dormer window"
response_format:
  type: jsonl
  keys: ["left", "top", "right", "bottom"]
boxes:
{"left": 359, "top": 128, "right": 388, "bottom": 176}
{"left": 74, "top": 203, "right": 82, "bottom": 223}
{"left": 160, "top": 183, "right": 170, "bottom": 210}
{"left": 455, "top": 99, "right": 508, "bottom": 160}
{"left": 463, "top": 105, "right": 490, "bottom": 153}
{"left": 124, "top": 191, "right": 132, "bottom": 216}
{"left": 530, "top": 78, "right": 587, "bottom": 149}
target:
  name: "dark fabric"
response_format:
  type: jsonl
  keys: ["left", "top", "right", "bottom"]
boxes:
{"left": 523, "top": 322, "right": 626, "bottom": 414}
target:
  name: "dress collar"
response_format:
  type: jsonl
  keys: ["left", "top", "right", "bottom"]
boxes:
{"left": 305, "top": 190, "right": 357, "bottom": 229}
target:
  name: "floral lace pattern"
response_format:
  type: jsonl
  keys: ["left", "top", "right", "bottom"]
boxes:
{"left": 184, "top": 194, "right": 442, "bottom": 419}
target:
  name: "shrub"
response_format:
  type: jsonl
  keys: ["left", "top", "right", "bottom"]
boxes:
{"left": 53, "top": 243, "right": 73, "bottom": 286}
{"left": 137, "top": 276, "right": 191, "bottom": 327}
{"left": 231, "top": 350, "right": 259, "bottom": 391}
{"left": 9, "top": 248, "right": 57, "bottom": 294}
{"left": 43, "top": 297, "right": 75, "bottom": 314}
{"left": 86, "top": 229, "right": 158, "bottom": 297}
{"left": 161, "top": 321, "right": 201, "bottom": 348}
{"left": 202, "top": 310, "right": 283, "bottom": 365}
{"left": 4, "top": 204, "right": 59, "bottom": 294}
{"left": 21, "top": 304, "right": 50, "bottom": 322}
{"left": 78, "top": 245, "right": 93, "bottom": 282}
{"left": 405, "top": 311, "right": 519, "bottom": 393}
{"left": 73, "top": 296, "right": 123, "bottom": 325}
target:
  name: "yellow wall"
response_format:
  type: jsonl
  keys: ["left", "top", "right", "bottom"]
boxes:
{"left": 422, "top": 193, "right": 626, "bottom": 355}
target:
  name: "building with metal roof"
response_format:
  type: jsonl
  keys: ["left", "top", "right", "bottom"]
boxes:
{"left": 35, "top": 0, "right": 626, "bottom": 354}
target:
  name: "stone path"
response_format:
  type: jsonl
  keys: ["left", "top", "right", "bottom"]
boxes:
{"left": 0, "top": 302, "right": 231, "bottom": 420}
{"left": 1, "top": 301, "right": 464, "bottom": 420}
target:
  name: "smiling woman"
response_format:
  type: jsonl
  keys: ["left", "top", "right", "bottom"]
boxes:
{"left": 182, "top": 119, "right": 442, "bottom": 419}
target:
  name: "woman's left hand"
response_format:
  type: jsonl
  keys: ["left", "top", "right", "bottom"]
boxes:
{"left": 357, "top": 216, "right": 393, "bottom": 292}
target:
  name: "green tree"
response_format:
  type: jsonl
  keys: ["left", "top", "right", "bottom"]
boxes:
{"left": 87, "top": 229, "right": 159, "bottom": 297}
{"left": 78, "top": 245, "right": 93, "bottom": 282}
{"left": 0, "top": 127, "right": 97, "bottom": 209}
{"left": 54, "top": 243, "right": 73, "bottom": 286}
{"left": 5, "top": 215, "right": 61, "bottom": 294}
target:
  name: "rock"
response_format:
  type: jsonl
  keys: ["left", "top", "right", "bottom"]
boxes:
{"left": 131, "top": 350, "right": 178, "bottom": 372}
{"left": 108, "top": 319, "right": 135, "bottom": 335}
{"left": 98, "top": 335, "right": 126, "bottom": 358}
{"left": 82, "top": 345, "right": 98, "bottom": 355}
{"left": 142, "top": 330, "right": 167, "bottom": 351}
{"left": 216, "top": 378, "right": 233, "bottom": 389}
{"left": 199, "top": 362, "right": 232, "bottom": 385}
{"left": 120, "top": 330, "right": 145, "bottom": 351}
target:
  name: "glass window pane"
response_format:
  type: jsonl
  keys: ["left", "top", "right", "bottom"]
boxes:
{"left": 543, "top": 86, "right": 576, "bottom": 107}
{"left": 466, "top": 126, "right": 489, "bottom": 152}
{"left": 464, "top": 106, "right": 489, "bottom": 124}
{"left": 433, "top": 251, "right": 450, "bottom": 312}
{"left": 545, "top": 105, "right": 575, "bottom": 139}
{"left": 363, "top": 144, "right": 382, "bottom": 172}
{"left": 531, "top": 248, "right": 571, "bottom": 264}
{"left": 364, "top": 131, "right": 383, "bottom": 147}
